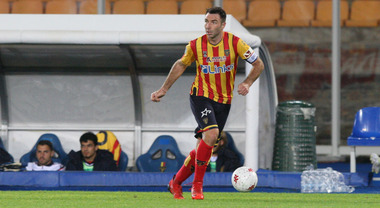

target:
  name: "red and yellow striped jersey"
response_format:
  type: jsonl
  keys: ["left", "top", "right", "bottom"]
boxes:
{"left": 96, "top": 131, "right": 121, "bottom": 166}
{"left": 181, "top": 32, "right": 258, "bottom": 104}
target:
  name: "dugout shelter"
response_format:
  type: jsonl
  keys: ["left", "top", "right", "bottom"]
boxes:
{"left": 0, "top": 14, "right": 277, "bottom": 170}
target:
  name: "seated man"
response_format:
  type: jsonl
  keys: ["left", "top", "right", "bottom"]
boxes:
{"left": 26, "top": 140, "right": 65, "bottom": 171}
{"left": 66, "top": 132, "right": 117, "bottom": 171}
{"left": 207, "top": 131, "right": 242, "bottom": 172}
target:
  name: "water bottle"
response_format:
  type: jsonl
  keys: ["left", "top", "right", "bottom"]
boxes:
{"left": 301, "top": 166, "right": 355, "bottom": 193}
{"left": 210, "top": 156, "right": 217, "bottom": 172}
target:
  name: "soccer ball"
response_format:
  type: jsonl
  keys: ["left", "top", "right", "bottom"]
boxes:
{"left": 231, "top": 166, "right": 258, "bottom": 192}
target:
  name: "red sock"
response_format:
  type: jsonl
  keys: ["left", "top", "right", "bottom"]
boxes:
{"left": 174, "top": 149, "right": 196, "bottom": 185}
{"left": 193, "top": 139, "right": 213, "bottom": 183}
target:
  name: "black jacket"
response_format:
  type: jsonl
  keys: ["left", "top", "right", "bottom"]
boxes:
{"left": 207, "top": 147, "right": 242, "bottom": 172}
{"left": 66, "top": 149, "right": 117, "bottom": 171}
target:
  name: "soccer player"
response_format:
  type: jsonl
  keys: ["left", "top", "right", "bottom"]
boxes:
{"left": 151, "top": 7, "right": 264, "bottom": 200}
{"left": 26, "top": 140, "right": 65, "bottom": 171}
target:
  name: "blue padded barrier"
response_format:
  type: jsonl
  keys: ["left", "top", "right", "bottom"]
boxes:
{"left": 256, "top": 170, "right": 302, "bottom": 189}
{"left": 0, "top": 172, "right": 59, "bottom": 187}
{"left": 370, "top": 173, "right": 380, "bottom": 186}
{"left": 59, "top": 172, "right": 175, "bottom": 187}
{"left": 0, "top": 169, "right": 369, "bottom": 191}
{"left": 346, "top": 172, "right": 369, "bottom": 187}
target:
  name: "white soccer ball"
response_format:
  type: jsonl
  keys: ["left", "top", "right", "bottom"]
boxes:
{"left": 231, "top": 166, "right": 258, "bottom": 192}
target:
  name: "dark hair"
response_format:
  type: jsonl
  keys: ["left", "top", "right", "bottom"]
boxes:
{"left": 37, "top": 140, "right": 53, "bottom": 151}
{"left": 80, "top": 132, "right": 98, "bottom": 145}
{"left": 206, "top": 7, "right": 227, "bottom": 23}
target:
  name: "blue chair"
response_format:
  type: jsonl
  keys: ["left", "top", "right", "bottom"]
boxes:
{"left": 136, "top": 135, "right": 186, "bottom": 172}
{"left": 347, "top": 107, "right": 380, "bottom": 172}
{"left": 20, "top": 133, "right": 68, "bottom": 166}
{"left": 225, "top": 132, "right": 245, "bottom": 166}
{"left": 118, "top": 150, "right": 129, "bottom": 171}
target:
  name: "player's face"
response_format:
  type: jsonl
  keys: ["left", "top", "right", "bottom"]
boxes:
{"left": 81, "top": 140, "right": 98, "bottom": 161}
{"left": 36, "top": 144, "right": 54, "bottom": 166}
{"left": 204, "top": 13, "right": 226, "bottom": 43}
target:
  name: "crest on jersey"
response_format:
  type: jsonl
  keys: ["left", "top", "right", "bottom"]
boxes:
{"left": 224, "top": 50, "right": 230, "bottom": 56}
{"left": 203, "top": 51, "right": 208, "bottom": 58}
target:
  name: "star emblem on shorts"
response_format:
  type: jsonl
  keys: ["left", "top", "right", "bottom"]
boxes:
{"left": 201, "top": 108, "right": 211, "bottom": 118}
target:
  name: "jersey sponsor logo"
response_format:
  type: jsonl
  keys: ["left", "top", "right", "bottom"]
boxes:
{"left": 201, "top": 64, "right": 234, "bottom": 74}
{"left": 206, "top": 56, "right": 227, "bottom": 63}
{"left": 244, "top": 48, "right": 254, "bottom": 59}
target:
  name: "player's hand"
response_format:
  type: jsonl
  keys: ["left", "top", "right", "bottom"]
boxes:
{"left": 237, "top": 82, "right": 250, "bottom": 96}
{"left": 151, "top": 89, "right": 167, "bottom": 102}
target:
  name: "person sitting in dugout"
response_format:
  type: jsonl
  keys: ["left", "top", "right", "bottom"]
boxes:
{"left": 26, "top": 140, "right": 65, "bottom": 171}
{"left": 66, "top": 132, "right": 117, "bottom": 171}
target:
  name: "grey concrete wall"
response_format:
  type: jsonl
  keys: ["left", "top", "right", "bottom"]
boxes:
{"left": 249, "top": 27, "right": 380, "bottom": 145}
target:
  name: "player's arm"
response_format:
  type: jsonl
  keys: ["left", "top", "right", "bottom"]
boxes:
{"left": 151, "top": 59, "right": 188, "bottom": 102}
{"left": 237, "top": 57, "right": 264, "bottom": 96}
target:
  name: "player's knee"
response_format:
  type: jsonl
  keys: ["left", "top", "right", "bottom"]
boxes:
{"left": 204, "top": 128, "right": 219, "bottom": 145}
{"left": 190, "top": 149, "right": 196, "bottom": 158}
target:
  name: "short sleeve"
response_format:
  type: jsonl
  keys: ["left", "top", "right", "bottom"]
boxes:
{"left": 236, "top": 39, "right": 258, "bottom": 64}
{"left": 180, "top": 43, "right": 195, "bottom": 66}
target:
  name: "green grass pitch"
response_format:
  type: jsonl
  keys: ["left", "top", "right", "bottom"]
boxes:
{"left": 0, "top": 191, "right": 379, "bottom": 208}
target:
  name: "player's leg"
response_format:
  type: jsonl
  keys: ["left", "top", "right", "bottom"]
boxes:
{"left": 189, "top": 95, "right": 221, "bottom": 199}
{"left": 191, "top": 98, "right": 232, "bottom": 199}
{"left": 168, "top": 149, "right": 195, "bottom": 199}
{"left": 168, "top": 131, "right": 202, "bottom": 199}
{"left": 168, "top": 148, "right": 196, "bottom": 199}
{"left": 192, "top": 128, "right": 218, "bottom": 200}
{"left": 212, "top": 96, "right": 231, "bottom": 136}
{"left": 171, "top": 133, "right": 202, "bottom": 183}
{"left": 172, "top": 124, "right": 225, "bottom": 190}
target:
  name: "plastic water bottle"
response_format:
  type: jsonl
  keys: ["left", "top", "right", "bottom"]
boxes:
{"left": 301, "top": 166, "right": 355, "bottom": 193}
{"left": 210, "top": 156, "right": 217, "bottom": 172}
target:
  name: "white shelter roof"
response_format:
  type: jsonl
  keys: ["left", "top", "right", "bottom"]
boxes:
{"left": 0, "top": 14, "right": 261, "bottom": 47}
